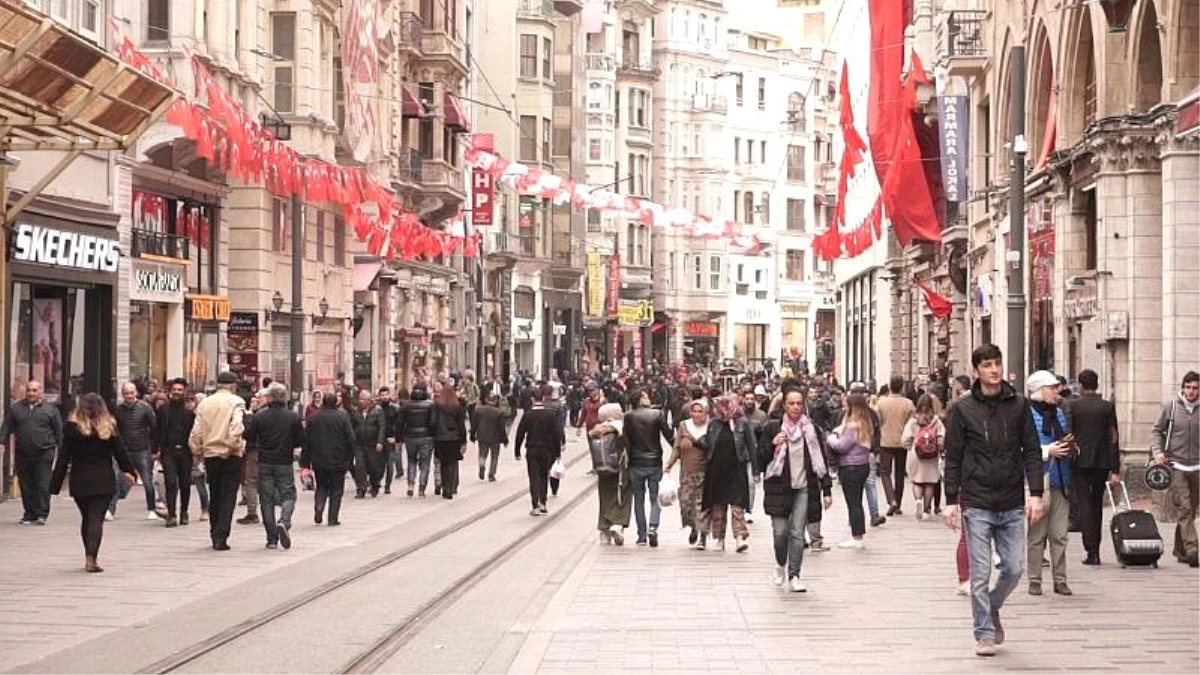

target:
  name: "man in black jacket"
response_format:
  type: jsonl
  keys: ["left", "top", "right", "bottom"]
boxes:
{"left": 1068, "top": 368, "right": 1120, "bottom": 566}
{"left": 623, "top": 388, "right": 675, "bottom": 546}
{"left": 157, "top": 378, "right": 197, "bottom": 526}
{"left": 350, "top": 390, "right": 387, "bottom": 498}
{"left": 471, "top": 393, "right": 508, "bottom": 482}
{"left": 0, "top": 380, "right": 63, "bottom": 525}
{"left": 116, "top": 380, "right": 159, "bottom": 520}
{"left": 377, "top": 387, "right": 402, "bottom": 494}
{"left": 398, "top": 384, "right": 436, "bottom": 498}
{"left": 942, "top": 344, "right": 1045, "bottom": 658}
{"left": 244, "top": 383, "right": 304, "bottom": 549}
{"left": 301, "top": 393, "right": 355, "bottom": 526}
{"left": 513, "top": 385, "right": 564, "bottom": 516}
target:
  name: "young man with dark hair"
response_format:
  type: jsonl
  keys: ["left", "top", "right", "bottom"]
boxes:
{"left": 943, "top": 345, "right": 1045, "bottom": 658}
{"left": 513, "top": 384, "right": 564, "bottom": 516}
{"left": 1151, "top": 371, "right": 1200, "bottom": 567}
{"left": 1068, "top": 368, "right": 1120, "bottom": 566}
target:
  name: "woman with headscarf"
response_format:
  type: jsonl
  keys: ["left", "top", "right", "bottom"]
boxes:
{"left": 666, "top": 399, "right": 710, "bottom": 549}
{"left": 589, "top": 403, "right": 630, "bottom": 545}
{"left": 698, "top": 395, "right": 755, "bottom": 552}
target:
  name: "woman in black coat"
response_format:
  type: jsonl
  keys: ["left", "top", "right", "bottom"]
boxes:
{"left": 50, "top": 393, "right": 136, "bottom": 573}
{"left": 300, "top": 393, "right": 356, "bottom": 526}
{"left": 431, "top": 386, "right": 467, "bottom": 499}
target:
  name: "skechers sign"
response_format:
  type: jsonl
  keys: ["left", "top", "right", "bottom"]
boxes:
{"left": 12, "top": 223, "right": 120, "bottom": 273}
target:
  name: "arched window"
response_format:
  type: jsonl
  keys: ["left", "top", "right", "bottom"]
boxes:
{"left": 683, "top": 10, "right": 690, "bottom": 39}
{"left": 699, "top": 13, "right": 707, "bottom": 41}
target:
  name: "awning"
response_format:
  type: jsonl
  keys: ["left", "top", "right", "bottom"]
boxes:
{"left": 444, "top": 92, "right": 470, "bottom": 132}
{"left": 353, "top": 261, "right": 383, "bottom": 292}
{"left": 1177, "top": 86, "right": 1199, "bottom": 135}
{"left": 401, "top": 86, "right": 424, "bottom": 118}
{"left": 651, "top": 322, "right": 666, "bottom": 333}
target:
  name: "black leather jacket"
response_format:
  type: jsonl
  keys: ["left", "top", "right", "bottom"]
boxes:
{"left": 398, "top": 391, "right": 435, "bottom": 440}
{"left": 623, "top": 406, "right": 675, "bottom": 468}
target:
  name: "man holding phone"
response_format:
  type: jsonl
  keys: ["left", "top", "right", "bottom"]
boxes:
{"left": 1024, "top": 370, "right": 1075, "bottom": 597}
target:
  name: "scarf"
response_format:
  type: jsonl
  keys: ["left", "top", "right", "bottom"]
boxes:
{"left": 1030, "top": 400, "right": 1064, "bottom": 439}
{"left": 766, "top": 415, "right": 827, "bottom": 480}
{"left": 684, "top": 419, "right": 706, "bottom": 441}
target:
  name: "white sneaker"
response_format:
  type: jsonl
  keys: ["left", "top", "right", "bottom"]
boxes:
{"left": 789, "top": 576, "right": 808, "bottom": 593}
{"left": 916, "top": 509, "right": 924, "bottom": 523}
{"left": 772, "top": 566, "right": 785, "bottom": 586}
{"left": 837, "top": 538, "right": 864, "bottom": 549}
{"left": 104, "top": 511, "right": 114, "bottom": 522}
{"left": 609, "top": 525, "right": 624, "bottom": 547}
{"left": 146, "top": 511, "right": 161, "bottom": 520}
{"left": 957, "top": 581, "right": 970, "bottom": 596}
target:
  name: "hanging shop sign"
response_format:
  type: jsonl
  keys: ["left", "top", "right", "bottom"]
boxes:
{"left": 685, "top": 322, "right": 719, "bottom": 338}
{"left": 587, "top": 251, "right": 604, "bottom": 316}
{"left": 11, "top": 222, "right": 120, "bottom": 273}
{"left": 606, "top": 254, "right": 621, "bottom": 316}
{"left": 472, "top": 168, "right": 494, "bottom": 225}
{"left": 938, "top": 95, "right": 970, "bottom": 202}
{"left": 617, "top": 299, "right": 653, "bottom": 327}
{"left": 131, "top": 260, "right": 185, "bottom": 303}
{"left": 226, "top": 312, "right": 260, "bottom": 376}
{"left": 186, "top": 294, "right": 232, "bottom": 322}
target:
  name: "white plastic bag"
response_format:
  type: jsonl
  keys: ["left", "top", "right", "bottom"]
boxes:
{"left": 658, "top": 472, "right": 679, "bottom": 507}
{"left": 549, "top": 458, "right": 566, "bottom": 480}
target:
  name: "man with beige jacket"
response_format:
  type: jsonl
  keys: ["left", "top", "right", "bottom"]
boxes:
{"left": 877, "top": 375, "right": 915, "bottom": 516}
{"left": 190, "top": 371, "right": 247, "bottom": 551}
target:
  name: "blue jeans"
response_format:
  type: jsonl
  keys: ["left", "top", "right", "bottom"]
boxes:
{"left": 406, "top": 438, "right": 434, "bottom": 490}
{"left": 866, "top": 453, "right": 880, "bottom": 517}
{"left": 629, "top": 465, "right": 663, "bottom": 539}
{"left": 258, "top": 463, "right": 297, "bottom": 540}
{"left": 771, "top": 489, "right": 810, "bottom": 578}
{"left": 110, "top": 450, "right": 155, "bottom": 513}
{"left": 963, "top": 507, "right": 1026, "bottom": 641}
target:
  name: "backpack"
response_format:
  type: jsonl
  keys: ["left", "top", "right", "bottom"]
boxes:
{"left": 589, "top": 431, "right": 621, "bottom": 475}
{"left": 913, "top": 422, "right": 940, "bottom": 460}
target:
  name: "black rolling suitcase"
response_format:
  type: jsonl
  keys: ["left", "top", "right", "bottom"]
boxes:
{"left": 1106, "top": 481, "right": 1163, "bottom": 568}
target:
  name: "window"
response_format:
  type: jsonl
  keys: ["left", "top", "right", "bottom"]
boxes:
{"left": 734, "top": 138, "right": 742, "bottom": 163}
{"left": 270, "top": 13, "right": 296, "bottom": 113}
{"left": 81, "top": 0, "right": 99, "bottom": 37}
{"left": 589, "top": 138, "right": 601, "bottom": 160}
{"left": 542, "top": 117, "right": 551, "bottom": 162}
{"left": 668, "top": 252, "right": 675, "bottom": 289}
{"left": 760, "top": 141, "right": 766, "bottom": 164}
{"left": 519, "top": 116, "right": 537, "bottom": 161}
{"left": 693, "top": 255, "right": 703, "bottom": 290}
{"left": 418, "top": 83, "right": 435, "bottom": 158}
{"left": 709, "top": 256, "right": 722, "bottom": 291}
{"left": 746, "top": 139, "right": 754, "bottom": 164}
{"left": 315, "top": 210, "right": 326, "bottom": 263}
{"left": 732, "top": 190, "right": 740, "bottom": 221}
{"left": 692, "top": 124, "right": 701, "bottom": 155}
{"left": 755, "top": 269, "right": 764, "bottom": 285}
{"left": 444, "top": 0, "right": 457, "bottom": 36}
{"left": 520, "top": 35, "right": 538, "bottom": 78}
{"left": 588, "top": 82, "right": 602, "bottom": 110}
{"left": 272, "top": 198, "right": 288, "bottom": 252}
{"left": 760, "top": 192, "right": 770, "bottom": 223}
{"left": 629, "top": 89, "right": 648, "bottom": 128}
{"left": 147, "top": 0, "right": 169, "bottom": 42}
{"left": 543, "top": 37, "right": 553, "bottom": 80}
{"left": 743, "top": 191, "right": 754, "bottom": 225}
{"left": 758, "top": 77, "right": 766, "bottom": 109}
{"left": 587, "top": 210, "right": 602, "bottom": 233}
{"left": 420, "top": 0, "right": 435, "bottom": 25}
{"left": 787, "top": 198, "right": 806, "bottom": 232}
{"left": 626, "top": 223, "right": 636, "bottom": 261}
{"left": 333, "top": 215, "right": 346, "bottom": 266}
{"left": 786, "top": 249, "right": 806, "bottom": 281}
{"left": 735, "top": 73, "right": 744, "bottom": 106}
{"left": 443, "top": 126, "right": 459, "bottom": 164}
{"left": 749, "top": 36, "right": 769, "bottom": 50}
{"left": 514, "top": 290, "right": 536, "bottom": 319}
{"left": 788, "top": 92, "right": 806, "bottom": 131}
{"left": 787, "top": 145, "right": 806, "bottom": 181}
{"left": 1084, "top": 190, "right": 1098, "bottom": 270}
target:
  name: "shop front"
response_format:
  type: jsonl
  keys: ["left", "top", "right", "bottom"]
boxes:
{"left": 7, "top": 217, "right": 119, "bottom": 406}
{"left": 184, "top": 294, "right": 230, "bottom": 390}
{"left": 129, "top": 259, "right": 186, "bottom": 384}
{"left": 683, "top": 320, "right": 719, "bottom": 368}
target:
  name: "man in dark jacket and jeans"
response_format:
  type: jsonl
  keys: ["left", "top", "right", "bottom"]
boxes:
{"left": 157, "top": 378, "right": 197, "bottom": 526}
{"left": 244, "top": 383, "right": 304, "bottom": 549}
{"left": 942, "top": 344, "right": 1045, "bottom": 658}
{"left": 398, "top": 384, "right": 436, "bottom": 497}
{"left": 301, "top": 393, "right": 355, "bottom": 526}
{"left": 0, "top": 380, "right": 62, "bottom": 525}
{"left": 471, "top": 393, "right": 508, "bottom": 481}
{"left": 116, "top": 380, "right": 159, "bottom": 520}
{"left": 623, "top": 388, "right": 675, "bottom": 547}
{"left": 351, "top": 390, "right": 387, "bottom": 498}
{"left": 513, "top": 385, "right": 564, "bottom": 516}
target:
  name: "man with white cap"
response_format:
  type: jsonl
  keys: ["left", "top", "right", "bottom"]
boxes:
{"left": 1024, "top": 369, "right": 1075, "bottom": 597}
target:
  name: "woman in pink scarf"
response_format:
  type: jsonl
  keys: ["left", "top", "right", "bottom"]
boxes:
{"left": 757, "top": 388, "right": 833, "bottom": 592}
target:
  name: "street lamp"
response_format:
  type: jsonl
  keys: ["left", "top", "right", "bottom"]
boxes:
{"left": 1098, "top": 0, "right": 1135, "bottom": 32}
{"left": 266, "top": 290, "right": 285, "bottom": 321}
{"left": 312, "top": 297, "right": 330, "bottom": 327}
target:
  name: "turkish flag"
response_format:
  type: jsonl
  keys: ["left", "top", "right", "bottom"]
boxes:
{"left": 917, "top": 281, "right": 954, "bottom": 319}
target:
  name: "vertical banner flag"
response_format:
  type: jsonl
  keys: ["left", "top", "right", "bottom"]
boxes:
{"left": 938, "top": 95, "right": 970, "bottom": 202}
{"left": 342, "top": 0, "right": 384, "bottom": 165}
{"left": 606, "top": 254, "right": 621, "bottom": 316}
{"left": 587, "top": 252, "right": 604, "bottom": 316}
{"left": 472, "top": 133, "right": 495, "bottom": 226}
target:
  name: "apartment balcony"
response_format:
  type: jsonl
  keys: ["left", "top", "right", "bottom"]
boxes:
{"left": 419, "top": 28, "right": 467, "bottom": 78}
{"left": 937, "top": 10, "right": 988, "bottom": 78}
{"left": 398, "top": 12, "right": 423, "bottom": 55}
{"left": 586, "top": 53, "right": 616, "bottom": 75}
{"left": 689, "top": 94, "right": 728, "bottom": 116}
{"left": 393, "top": 149, "right": 423, "bottom": 192}
{"left": 626, "top": 125, "right": 652, "bottom": 146}
{"left": 486, "top": 230, "right": 539, "bottom": 260}
{"left": 618, "top": 56, "right": 658, "bottom": 80}
{"left": 418, "top": 157, "right": 466, "bottom": 202}
{"left": 553, "top": 0, "right": 584, "bottom": 16}
{"left": 518, "top": 0, "right": 556, "bottom": 22}
{"left": 131, "top": 229, "right": 190, "bottom": 261}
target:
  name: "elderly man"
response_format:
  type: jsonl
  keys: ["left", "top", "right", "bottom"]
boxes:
{"left": 244, "top": 383, "right": 304, "bottom": 550}
{"left": 115, "top": 381, "right": 158, "bottom": 521}
{"left": 1024, "top": 370, "right": 1075, "bottom": 597}
{"left": 189, "top": 372, "right": 247, "bottom": 551}
{"left": 0, "top": 381, "right": 62, "bottom": 525}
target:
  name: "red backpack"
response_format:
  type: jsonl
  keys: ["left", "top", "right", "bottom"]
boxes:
{"left": 913, "top": 423, "right": 940, "bottom": 460}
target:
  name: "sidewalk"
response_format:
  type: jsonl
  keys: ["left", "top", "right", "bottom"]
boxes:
{"left": 508, "top": 492, "right": 1200, "bottom": 674}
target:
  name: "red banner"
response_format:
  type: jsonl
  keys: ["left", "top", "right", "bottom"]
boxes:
{"left": 606, "top": 254, "right": 621, "bottom": 316}
{"left": 472, "top": 168, "right": 494, "bottom": 225}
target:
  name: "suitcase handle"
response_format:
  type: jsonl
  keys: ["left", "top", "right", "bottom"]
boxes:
{"left": 1105, "top": 480, "right": 1133, "bottom": 512}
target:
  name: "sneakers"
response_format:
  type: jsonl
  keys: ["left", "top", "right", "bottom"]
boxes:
{"left": 636, "top": 536, "right": 648, "bottom": 546}
{"left": 315, "top": 511, "right": 323, "bottom": 525}
{"left": 278, "top": 524, "right": 292, "bottom": 550}
{"left": 716, "top": 538, "right": 726, "bottom": 552}
{"left": 538, "top": 504, "right": 549, "bottom": 515}
{"left": 648, "top": 529, "right": 659, "bottom": 548}
{"left": 736, "top": 537, "right": 749, "bottom": 553}
{"left": 789, "top": 576, "right": 807, "bottom": 593}
{"left": 104, "top": 512, "right": 114, "bottom": 522}
{"left": 609, "top": 525, "right": 625, "bottom": 546}
{"left": 34, "top": 517, "right": 46, "bottom": 526}
{"left": 870, "top": 515, "right": 887, "bottom": 527}
{"left": 975, "top": 638, "right": 997, "bottom": 657}
{"left": 529, "top": 508, "right": 542, "bottom": 517}
{"left": 810, "top": 540, "right": 828, "bottom": 553}
{"left": 837, "top": 538, "right": 864, "bottom": 549}
{"left": 695, "top": 534, "right": 707, "bottom": 550}
{"left": 772, "top": 566, "right": 785, "bottom": 587}
{"left": 146, "top": 511, "right": 161, "bottom": 521}
{"left": 957, "top": 581, "right": 970, "bottom": 596}
{"left": 991, "top": 609, "right": 1005, "bottom": 645}
{"left": 179, "top": 513, "right": 189, "bottom": 526}
{"left": 915, "top": 509, "right": 924, "bottom": 523}
{"left": 266, "top": 542, "right": 279, "bottom": 549}
{"left": 164, "top": 517, "right": 178, "bottom": 528}
{"left": 237, "top": 513, "right": 260, "bottom": 525}
{"left": 479, "top": 467, "right": 486, "bottom": 480}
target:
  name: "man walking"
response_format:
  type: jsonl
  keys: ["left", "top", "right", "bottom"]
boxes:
{"left": 0, "top": 381, "right": 62, "bottom": 525}
{"left": 351, "top": 390, "right": 387, "bottom": 498}
{"left": 237, "top": 391, "right": 262, "bottom": 525}
{"left": 943, "top": 345, "right": 1045, "bottom": 658}
{"left": 115, "top": 381, "right": 158, "bottom": 521}
{"left": 398, "top": 384, "right": 436, "bottom": 498}
{"left": 623, "top": 388, "right": 675, "bottom": 546}
{"left": 1024, "top": 370, "right": 1074, "bottom": 597}
{"left": 1151, "top": 371, "right": 1200, "bottom": 567}
{"left": 471, "top": 393, "right": 508, "bottom": 481}
{"left": 302, "top": 393, "right": 356, "bottom": 526}
{"left": 189, "top": 371, "right": 247, "bottom": 551}
{"left": 377, "top": 387, "right": 402, "bottom": 494}
{"left": 513, "top": 385, "right": 564, "bottom": 516}
{"left": 877, "top": 375, "right": 915, "bottom": 516}
{"left": 245, "top": 383, "right": 304, "bottom": 550}
{"left": 157, "top": 378, "right": 196, "bottom": 527}
{"left": 1067, "top": 369, "right": 1120, "bottom": 566}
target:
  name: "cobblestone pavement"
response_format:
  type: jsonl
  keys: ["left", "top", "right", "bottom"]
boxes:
{"left": 506, "top": 489, "right": 1200, "bottom": 675}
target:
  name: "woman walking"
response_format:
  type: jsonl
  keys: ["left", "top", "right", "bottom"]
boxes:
{"left": 758, "top": 389, "right": 833, "bottom": 591}
{"left": 827, "top": 394, "right": 876, "bottom": 549}
{"left": 699, "top": 395, "right": 755, "bottom": 553}
{"left": 666, "top": 399, "right": 710, "bottom": 549}
{"left": 589, "top": 403, "right": 630, "bottom": 545}
{"left": 50, "top": 393, "right": 137, "bottom": 573}
{"left": 432, "top": 385, "right": 467, "bottom": 499}
{"left": 903, "top": 394, "right": 946, "bottom": 521}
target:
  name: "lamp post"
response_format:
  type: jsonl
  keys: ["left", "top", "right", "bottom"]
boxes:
{"left": 1006, "top": 45, "right": 1027, "bottom": 391}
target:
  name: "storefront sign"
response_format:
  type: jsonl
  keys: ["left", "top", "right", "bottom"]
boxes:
{"left": 186, "top": 294, "right": 231, "bottom": 322}
{"left": 587, "top": 252, "right": 604, "bottom": 316}
{"left": 606, "top": 254, "right": 620, "bottom": 316}
{"left": 685, "top": 322, "right": 719, "bottom": 337}
{"left": 938, "top": 95, "right": 970, "bottom": 202}
{"left": 617, "top": 299, "right": 653, "bottom": 327}
{"left": 131, "top": 260, "right": 185, "bottom": 303}
{"left": 779, "top": 303, "right": 810, "bottom": 317}
{"left": 472, "top": 168, "right": 494, "bottom": 225}
{"left": 11, "top": 222, "right": 120, "bottom": 273}
{"left": 226, "top": 312, "right": 260, "bottom": 376}
{"left": 1063, "top": 293, "right": 1099, "bottom": 319}
{"left": 632, "top": 328, "right": 643, "bottom": 364}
